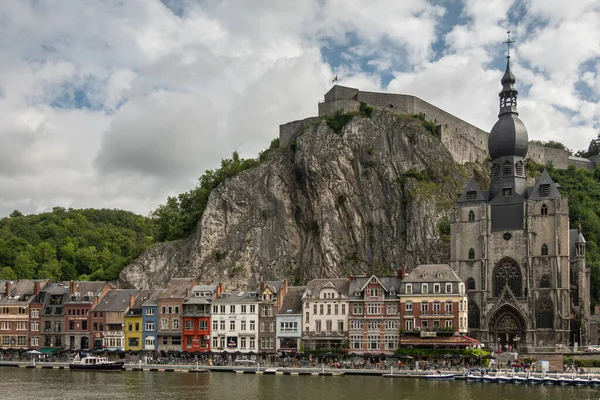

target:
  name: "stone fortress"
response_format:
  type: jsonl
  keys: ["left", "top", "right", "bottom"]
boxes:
{"left": 280, "top": 86, "right": 598, "bottom": 171}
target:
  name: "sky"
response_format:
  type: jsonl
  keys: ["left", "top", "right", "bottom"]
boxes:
{"left": 0, "top": 0, "right": 599, "bottom": 218}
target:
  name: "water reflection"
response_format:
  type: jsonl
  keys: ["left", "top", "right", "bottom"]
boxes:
{"left": 1, "top": 368, "right": 600, "bottom": 400}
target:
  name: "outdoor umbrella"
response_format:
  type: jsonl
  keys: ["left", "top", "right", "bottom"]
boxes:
{"left": 26, "top": 350, "right": 41, "bottom": 355}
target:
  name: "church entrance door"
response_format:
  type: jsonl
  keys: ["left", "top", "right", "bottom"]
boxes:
{"left": 489, "top": 306, "right": 525, "bottom": 352}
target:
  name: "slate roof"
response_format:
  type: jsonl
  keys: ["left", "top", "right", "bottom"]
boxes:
{"left": 303, "top": 278, "right": 349, "bottom": 299}
{"left": 264, "top": 280, "right": 286, "bottom": 294}
{"left": 184, "top": 285, "right": 219, "bottom": 305}
{"left": 213, "top": 291, "right": 259, "bottom": 304}
{"left": 132, "top": 289, "right": 162, "bottom": 310}
{"left": 401, "top": 264, "right": 461, "bottom": 283}
{"left": 348, "top": 275, "right": 401, "bottom": 300}
{"left": 277, "top": 286, "right": 305, "bottom": 315}
{"left": 528, "top": 169, "right": 562, "bottom": 200}
{"left": 92, "top": 289, "right": 139, "bottom": 312}
{"left": 158, "top": 278, "right": 197, "bottom": 300}
{"left": 141, "top": 289, "right": 164, "bottom": 307}
{"left": 64, "top": 281, "right": 109, "bottom": 303}
{"left": 0, "top": 280, "right": 49, "bottom": 305}
{"left": 457, "top": 178, "right": 487, "bottom": 204}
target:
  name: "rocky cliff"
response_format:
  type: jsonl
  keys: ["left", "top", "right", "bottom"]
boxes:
{"left": 119, "top": 109, "right": 485, "bottom": 289}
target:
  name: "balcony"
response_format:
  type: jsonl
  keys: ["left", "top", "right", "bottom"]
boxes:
{"left": 104, "top": 330, "right": 124, "bottom": 337}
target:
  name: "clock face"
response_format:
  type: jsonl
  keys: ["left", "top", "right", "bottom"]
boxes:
{"left": 503, "top": 232, "right": 512, "bottom": 241}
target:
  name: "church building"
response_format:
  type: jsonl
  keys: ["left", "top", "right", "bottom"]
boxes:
{"left": 450, "top": 52, "right": 591, "bottom": 351}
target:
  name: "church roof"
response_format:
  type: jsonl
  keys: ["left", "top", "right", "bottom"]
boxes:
{"left": 488, "top": 58, "right": 529, "bottom": 160}
{"left": 528, "top": 169, "right": 562, "bottom": 200}
{"left": 457, "top": 178, "right": 487, "bottom": 204}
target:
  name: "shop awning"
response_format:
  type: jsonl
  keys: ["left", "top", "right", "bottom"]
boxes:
{"left": 39, "top": 348, "right": 58, "bottom": 354}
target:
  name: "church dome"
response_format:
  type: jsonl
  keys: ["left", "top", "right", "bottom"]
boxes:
{"left": 488, "top": 55, "right": 528, "bottom": 160}
{"left": 488, "top": 114, "right": 529, "bottom": 159}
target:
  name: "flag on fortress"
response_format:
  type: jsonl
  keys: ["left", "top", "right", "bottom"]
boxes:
{"left": 332, "top": 75, "right": 338, "bottom": 83}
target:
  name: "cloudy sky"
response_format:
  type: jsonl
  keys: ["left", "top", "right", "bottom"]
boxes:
{"left": 0, "top": 0, "right": 599, "bottom": 218}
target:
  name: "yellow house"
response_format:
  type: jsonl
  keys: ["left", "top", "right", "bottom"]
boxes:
{"left": 124, "top": 290, "right": 155, "bottom": 351}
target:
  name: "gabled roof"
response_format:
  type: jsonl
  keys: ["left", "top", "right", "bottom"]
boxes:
{"left": 277, "top": 286, "right": 305, "bottom": 315}
{"left": 92, "top": 289, "right": 139, "bottom": 312}
{"left": 528, "top": 169, "right": 561, "bottom": 200}
{"left": 263, "top": 280, "right": 286, "bottom": 295}
{"left": 402, "top": 264, "right": 461, "bottom": 283}
{"left": 457, "top": 177, "right": 487, "bottom": 204}
{"left": 349, "top": 276, "right": 402, "bottom": 299}
{"left": 131, "top": 289, "right": 162, "bottom": 310}
{"left": 303, "top": 278, "right": 349, "bottom": 299}
{"left": 0, "top": 280, "right": 49, "bottom": 305}
{"left": 65, "top": 281, "right": 109, "bottom": 303}
{"left": 141, "top": 289, "right": 164, "bottom": 307}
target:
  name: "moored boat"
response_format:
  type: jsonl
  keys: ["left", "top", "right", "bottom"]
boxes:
{"left": 511, "top": 374, "right": 527, "bottom": 384}
{"left": 527, "top": 376, "right": 543, "bottom": 384}
{"left": 557, "top": 375, "right": 573, "bottom": 386}
{"left": 543, "top": 375, "right": 559, "bottom": 385}
{"left": 425, "top": 370, "right": 456, "bottom": 380}
{"left": 466, "top": 374, "right": 482, "bottom": 382}
{"left": 496, "top": 373, "right": 512, "bottom": 384}
{"left": 482, "top": 374, "right": 497, "bottom": 383}
{"left": 69, "top": 354, "right": 124, "bottom": 371}
{"left": 571, "top": 375, "right": 589, "bottom": 386}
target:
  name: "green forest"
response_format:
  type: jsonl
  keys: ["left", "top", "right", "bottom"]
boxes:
{"left": 0, "top": 208, "right": 157, "bottom": 281}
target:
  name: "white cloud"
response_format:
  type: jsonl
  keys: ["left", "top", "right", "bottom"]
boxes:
{"left": 0, "top": 0, "right": 598, "bottom": 218}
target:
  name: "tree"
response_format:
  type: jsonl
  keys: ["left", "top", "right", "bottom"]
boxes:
{"left": 9, "top": 210, "right": 23, "bottom": 218}
{"left": 13, "top": 252, "right": 37, "bottom": 279}
{"left": 0, "top": 267, "right": 17, "bottom": 280}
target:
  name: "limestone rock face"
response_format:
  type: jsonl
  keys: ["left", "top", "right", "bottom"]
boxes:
{"left": 119, "top": 110, "right": 479, "bottom": 289}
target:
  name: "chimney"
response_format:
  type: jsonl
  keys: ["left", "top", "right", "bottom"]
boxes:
{"left": 69, "top": 280, "right": 77, "bottom": 295}
{"left": 129, "top": 293, "right": 135, "bottom": 308}
{"left": 4, "top": 281, "right": 12, "bottom": 296}
{"left": 34, "top": 281, "right": 41, "bottom": 296}
{"left": 185, "top": 288, "right": 189, "bottom": 297}
{"left": 217, "top": 283, "right": 225, "bottom": 297}
{"left": 349, "top": 273, "right": 354, "bottom": 282}
{"left": 401, "top": 265, "right": 406, "bottom": 280}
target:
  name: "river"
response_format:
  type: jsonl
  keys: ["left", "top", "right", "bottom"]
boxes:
{"left": 1, "top": 368, "right": 600, "bottom": 400}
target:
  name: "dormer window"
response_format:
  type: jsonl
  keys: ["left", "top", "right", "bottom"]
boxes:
{"left": 354, "top": 291, "right": 361, "bottom": 297}
{"left": 540, "top": 184, "right": 550, "bottom": 197}
{"left": 445, "top": 283, "right": 452, "bottom": 293}
{"left": 467, "top": 191, "right": 476, "bottom": 201}
{"left": 406, "top": 284, "right": 412, "bottom": 294}
{"left": 421, "top": 284, "right": 428, "bottom": 294}
{"left": 433, "top": 283, "right": 440, "bottom": 294}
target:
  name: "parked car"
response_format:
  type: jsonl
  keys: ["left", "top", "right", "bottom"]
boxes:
{"left": 584, "top": 345, "right": 600, "bottom": 352}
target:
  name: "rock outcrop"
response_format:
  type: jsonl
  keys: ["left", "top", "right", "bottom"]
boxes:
{"left": 119, "top": 110, "right": 484, "bottom": 289}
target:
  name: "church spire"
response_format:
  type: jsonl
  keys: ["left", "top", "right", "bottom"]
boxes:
{"left": 498, "top": 31, "right": 518, "bottom": 116}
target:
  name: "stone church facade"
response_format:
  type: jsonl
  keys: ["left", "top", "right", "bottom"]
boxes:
{"left": 450, "top": 56, "right": 591, "bottom": 352}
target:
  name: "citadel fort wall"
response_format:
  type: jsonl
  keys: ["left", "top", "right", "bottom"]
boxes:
{"left": 280, "top": 85, "right": 595, "bottom": 170}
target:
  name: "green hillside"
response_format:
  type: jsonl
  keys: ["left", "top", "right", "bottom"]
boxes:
{"left": 0, "top": 208, "right": 157, "bottom": 281}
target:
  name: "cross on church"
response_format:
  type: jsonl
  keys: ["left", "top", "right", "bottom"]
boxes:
{"left": 503, "top": 30, "right": 515, "bottom": 58}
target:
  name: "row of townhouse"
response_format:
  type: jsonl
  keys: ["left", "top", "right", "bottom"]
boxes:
{"left": 0, "top": 263, "right": 470, "bottom": 355}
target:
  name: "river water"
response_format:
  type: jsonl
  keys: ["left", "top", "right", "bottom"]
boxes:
{"left": 1, "top": 368, "right": 600, "bottom": 400}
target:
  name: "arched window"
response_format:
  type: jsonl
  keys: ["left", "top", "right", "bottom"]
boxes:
{"left": 515, "top": 160, "right": 524, "bottom": 176}
{"left": 541, "top": 204, "right": 548, "bottom": 216}
{"left": 467, "top": 277, "right": 476, "bottom": 291}
{"left": 541, "top": 244, "right": 548, "bottom": 256}
{"left": 540, "top": 274, "right": 551, "bottom": 288}
{"left": 468, "top": 302, "right": 480, "bottom": 329}
{"left": 468, "top": 210, "right": 475, "bottom": 222}
{"left": 503, "top": 161, "right": 511, "bottom": 176}
{"left": 493, "top": 258, "right": 522, "bottom": 297}
{"left": 492, "top": 164, "right": 500, "bottom": 179}
{"left": 536, "top": 298, "right": 553, "bottom": 328}
{"left": 468, "top": 248, "right": 475, "bottom": 260}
